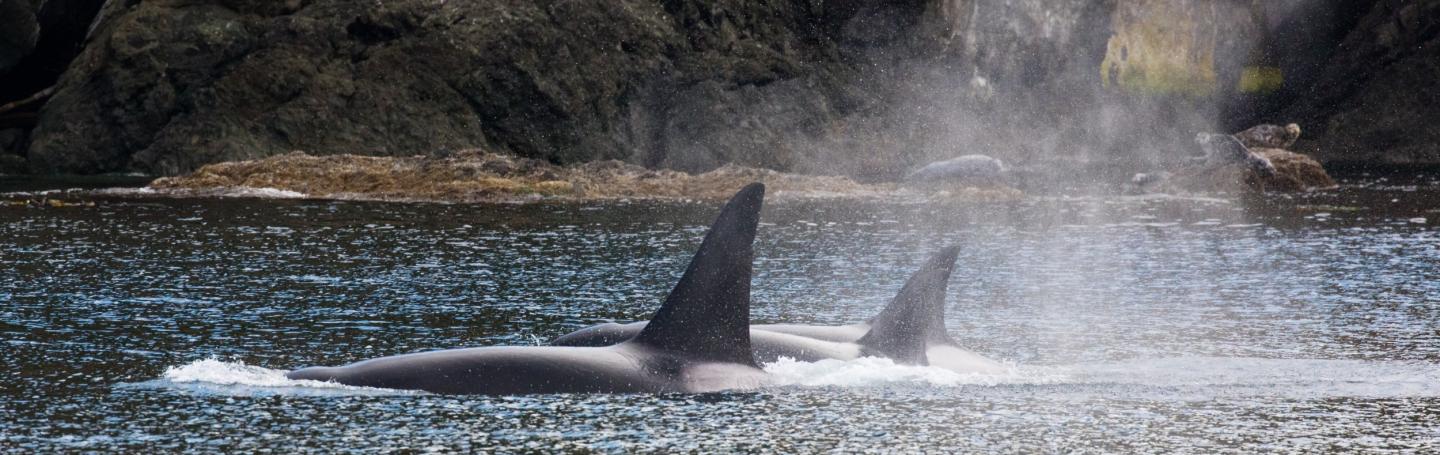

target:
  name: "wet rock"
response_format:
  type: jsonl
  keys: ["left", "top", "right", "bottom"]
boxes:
{"left": 1163, "top": 148, "right": 1334, "bottom": 194}
{"left": 1249, "top": 148, "right": 1337, "bottom": 191}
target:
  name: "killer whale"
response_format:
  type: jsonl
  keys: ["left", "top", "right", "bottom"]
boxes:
{"left": 286, "top": 183, "right": 771, "bottom": 394}
{"left": 551, "top": 247, "right": 1007, "bottom": 373}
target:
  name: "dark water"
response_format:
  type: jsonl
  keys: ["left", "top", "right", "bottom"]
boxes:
{"left": 3, "top": 171, "right": 1439, "bottom": 452}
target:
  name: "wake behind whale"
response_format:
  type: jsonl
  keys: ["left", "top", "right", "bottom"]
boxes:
{"left": 143, "top": 356, "right": 1440, "bottom": 400}
{"left": 266, "top": 182, "right": 1009, "bottom": 395}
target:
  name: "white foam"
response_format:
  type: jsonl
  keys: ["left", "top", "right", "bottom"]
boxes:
{"left": 92, "top": 187, "right": 156, "bottom": 196}
{"left": 763, "top": 356, "right": 1066, "bottom": 388}
{"left": 98, "top": 186, "right": 307, "bottom": 199}
{"left": 146, "top": 357, "right": 1436, "bottom": 398}
{"left": 148, "top": 358, "right": 420, "bottom": 396}
{"left": 163, "top": 359, "right": 300, "bottom": 386}
{"left": 237, "top": 187, "right": 307, "bottom": 198}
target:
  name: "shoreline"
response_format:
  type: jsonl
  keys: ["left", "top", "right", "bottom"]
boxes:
{"left": 137, "top": 151, "right": 1024, "bottom": 204}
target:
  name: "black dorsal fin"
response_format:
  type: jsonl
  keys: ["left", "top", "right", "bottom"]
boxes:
{"left": 631, "top": 183, "right": 764, "bottom": 366}
{"left": 857, "top": 246, "right": 961, "bottom": 365}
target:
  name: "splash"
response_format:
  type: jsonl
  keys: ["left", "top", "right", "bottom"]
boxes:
{"left": 100, "top": 186, "right": 307, "bottom": 199}
{"left": 142, "top": 358, "right": 421, "bottom": 396}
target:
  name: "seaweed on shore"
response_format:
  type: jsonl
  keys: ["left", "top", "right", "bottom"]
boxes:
{"left": 148, "top": 151, "right": 1022, "bottom": 203}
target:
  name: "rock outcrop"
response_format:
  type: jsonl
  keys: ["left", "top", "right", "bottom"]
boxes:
{"left": 1163, "top": 148, "right": 1335, "bottom": 194}
{"left": 147, "top": 150, "right": 1022, "bottom": 203}
{"left": 1252, "top": 148, "right": 1337, "bottom": 191}
{"left": 29, "top": 0, "right": 859, "bottom": 175}
{"left": 1279, "top": 0, "right": 1440, "bottom": 164}
{"left": 12, "top": 0, "right": 1438, "bottom": 178}
{"left": 23, "top": 0, "right": 1275, "bottom": 178}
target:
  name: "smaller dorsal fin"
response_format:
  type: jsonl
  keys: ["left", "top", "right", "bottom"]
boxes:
{"left": 631, "top": 183, "right": 764, "bottom": 366}
{"left": 857, "top": 246, "right": 961, "bottom": 365}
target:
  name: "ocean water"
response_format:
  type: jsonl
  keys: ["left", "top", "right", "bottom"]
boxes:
{"left": 3, "top": 171, "right": 1438, "bottom": 452}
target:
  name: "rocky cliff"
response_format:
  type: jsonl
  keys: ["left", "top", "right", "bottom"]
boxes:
{"left": 1278, "top": 0, "right": 1440, "bottom": 164}
{"left": 2, "top": 0, "right": 1434, "bottom": 177}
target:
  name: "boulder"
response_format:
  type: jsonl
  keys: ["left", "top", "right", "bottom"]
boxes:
{"left": 1250, "top": 148, "right": 1337, "bottom": 191}
{"left": 1164, "top": 148, "right": 1335, "bottom": 193}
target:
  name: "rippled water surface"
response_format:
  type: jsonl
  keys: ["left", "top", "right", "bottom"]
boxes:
{"left": 3, "top": 171, "right": 1439, "bottom": 452}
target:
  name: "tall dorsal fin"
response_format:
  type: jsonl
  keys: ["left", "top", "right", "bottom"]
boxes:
{"left": 631, "top": 183, "right": 764, "bottom": 366}
{"left": 858, "top": 246, "right": 961, "bottom": 365}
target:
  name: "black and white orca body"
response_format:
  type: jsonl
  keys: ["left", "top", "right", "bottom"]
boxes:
{"left": 288, "top": 183, "right": 772, "bottom": 394}
{"left": 552, "top": 247, "right": 1007, "bottom": 374}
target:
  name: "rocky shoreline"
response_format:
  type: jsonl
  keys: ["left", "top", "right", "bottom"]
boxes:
{"left": 0, "top": 1, "right": 1435, "bottom": 179}
{"left": 140, "top": 138, "right": 1334, "bottom": 203}
{"left": 146, "top": 151, "right": 1023, "bottom": 203}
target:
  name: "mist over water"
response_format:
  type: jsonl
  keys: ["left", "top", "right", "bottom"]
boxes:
{"left": 803, "top": 0, "right": 1341, "bottom": 188}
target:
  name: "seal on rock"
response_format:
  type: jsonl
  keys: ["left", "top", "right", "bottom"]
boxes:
{"left": 1233, "top": 123, "right": 1301, "bottom": 149}
{"left": 904, "top": 154, "right": 1007, "bottom": 185}
{"left": 1194, "top": 133, "right": 1277, "bottom": 176}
